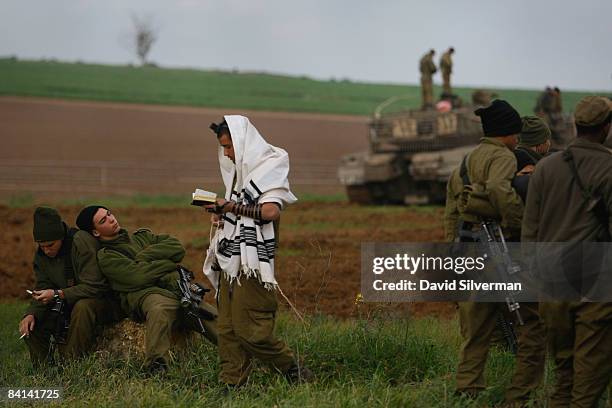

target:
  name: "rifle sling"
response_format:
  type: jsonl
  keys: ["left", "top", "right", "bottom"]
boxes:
{"left": 562, "top": 148, "right": 611, "bottom": 241}
{"left": 459, "top": 154, "right": 471, "bottom": 186}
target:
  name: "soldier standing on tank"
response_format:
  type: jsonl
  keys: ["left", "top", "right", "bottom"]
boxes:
{"left": 444, "top": 100, "right": 546, "bottom": 404}
{"left": 551, "top": 87, "right": 563, "bottom": 113}
{"left": 419, "top": 49, "right": 437, "bottom": 109}
{"left": 440, "top": 47, "right": 454, "bottom": 96}
{"left": 522, "top": 96, "right": 612, "bottom": 407}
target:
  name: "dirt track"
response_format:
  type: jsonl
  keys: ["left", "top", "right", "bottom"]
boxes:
{"left": 0, "top": 97, "right": 369, "bottom": 196}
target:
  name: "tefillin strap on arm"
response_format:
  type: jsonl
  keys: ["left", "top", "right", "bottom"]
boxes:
{"left": 230, "top": 203, "right": 263, "bottom": 220}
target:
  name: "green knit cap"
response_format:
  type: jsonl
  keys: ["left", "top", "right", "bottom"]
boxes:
{"left": 519, "top": 115, "right": 551, "bottom": 147}
{"left": 33, "top": 207, "right": 65, "bottom": 242}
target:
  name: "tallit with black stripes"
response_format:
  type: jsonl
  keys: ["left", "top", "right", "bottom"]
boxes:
{"left": 203, "top": 115, "right": 297, "bottom": 291}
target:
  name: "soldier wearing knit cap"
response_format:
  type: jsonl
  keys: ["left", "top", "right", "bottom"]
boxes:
{"left": 445, "top": 100, "right": 545, "bottom": 403}
{"left": 523, "top": 95, "right": 612, "bottom": 407}
{"left": 512, "top": 116, "right": 552, "bottom": 202}
{"left": 19, "top": 207, "right": 122, "bottom": 367}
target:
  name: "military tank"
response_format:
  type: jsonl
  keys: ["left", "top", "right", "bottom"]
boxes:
{"left": 338, "top": 99, "right": 482, "bottom": 205}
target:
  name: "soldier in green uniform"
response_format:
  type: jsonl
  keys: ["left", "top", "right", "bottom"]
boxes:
{"left": 440, "top": 47, "right": 454, "bottom": 96}
{"left": 19, "top": 207, "right": 122, "bottom": 367}
{"left": 512, "top": 116, "right": 552, "bottom": 201}
{"left": 444, "top": 100, "right": 546, "bottom": 403}
{"left": 522, "top": 96, "right": 612, "bottom": 407}
{"left": 419, "top": 49, "right": 437, "bottom": 109}
{"left": 516, "top": 116, "right": 552, "bottom": 170}
{"left": 204, "top": 116, "right": 312, "bottom": 387}
{"left": 75, "top": 205, "right": 218, "bottom": 373}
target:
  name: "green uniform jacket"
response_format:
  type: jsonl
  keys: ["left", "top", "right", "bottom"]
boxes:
{"left": 25, "top": 225, "right": 75, "bottom": 321}
{"left": 440, "top": 52, "right": 453, "bottom": 74}
{"left": 522, "top": 138, "right": 612, "bottom": 242}
{"left": 97, "top": 229, "right": 185, "bottom": 316}
{"left": 419, "top": 54, "right": 437, "bottom": 77}
{"left": 25, "top": 226, "right": 113, "bottom": 320}
{"left": 63, "top": 230, "right": 114, "bottom": 304}
{"left": 444, "top": 138, "right": 524, "bottom": 241}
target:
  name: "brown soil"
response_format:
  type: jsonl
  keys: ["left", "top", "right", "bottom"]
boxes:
{"left": 1, "top": 203, "right": 455, "bottom": 320}
{"left": 0, "top": 97, "right": 369, "bottom": 196}
{"left": 0, "top": 97, "right": 454, "bottom": 319}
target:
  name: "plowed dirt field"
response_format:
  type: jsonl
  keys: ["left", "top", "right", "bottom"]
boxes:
{"left": 1, "top": 203, "right": 454, "bottom": 319}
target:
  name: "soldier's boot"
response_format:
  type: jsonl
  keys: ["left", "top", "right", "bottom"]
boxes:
{"left": 284, "top": 364, "right": 314, "bottom": 384}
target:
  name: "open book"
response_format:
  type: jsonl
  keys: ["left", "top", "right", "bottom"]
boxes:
{"left": 191, "top": 188, "right": 217, "bottom": 206}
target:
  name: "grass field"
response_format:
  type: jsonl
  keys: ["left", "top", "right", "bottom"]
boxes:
{"left": 0, "top": 301, "right": 568, "bottom": 407}
{"left": 0, "top": 58, "right": 603, "bottom": 116}
{"left": 2, "top": 192, "right": 349, "bottom": 209}
{"left": 2, "top": 199, "right": 612, "bottom": 406}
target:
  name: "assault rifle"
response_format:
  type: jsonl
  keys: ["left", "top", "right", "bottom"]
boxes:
{"left": 48, "top": 297, "right": 70, "bottom": 364}
{"left": 496, "top": 310, "right": 518, "bottom": 355}
{"left": 176, "top": 265, "right": 215, "bottom": 335}
{"left": 475, "top": 220, "right": 524, "bottom": 325}
{"left": 472, "top": 220, "right": 523, "bottom": 355}
{"left": 50, "top": 297, "right": 70, "bottom": 344}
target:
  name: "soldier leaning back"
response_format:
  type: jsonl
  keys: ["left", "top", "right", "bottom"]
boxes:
{"left": 75, "top": 205, "right": 218, "bottom": 374}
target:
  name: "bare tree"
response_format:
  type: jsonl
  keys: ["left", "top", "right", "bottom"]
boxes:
{"left": 130, "top": 13, "right": 158, "bottom": 66}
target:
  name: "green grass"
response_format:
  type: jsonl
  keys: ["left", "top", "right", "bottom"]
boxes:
{"left": 0, "top": 58, "right": 606, "bottom": 116}
{"left": 5, "top": 301, "right": 607, "bottom": 407}
{"left": 1, "top": 192, "right": 349, "bottom": 209}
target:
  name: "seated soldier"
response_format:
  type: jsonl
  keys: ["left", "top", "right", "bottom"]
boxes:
{"left": 19, "top": 207, "right": 123, "bottom": 367}
{"left": 75, "top": 205, "right": 218, "bottom": 373}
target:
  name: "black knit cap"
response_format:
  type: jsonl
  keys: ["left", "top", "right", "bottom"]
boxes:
{"left": 474, "top": 99, "right": 522, "bottom": 137}
{"left": 76, "top": 205, "right": 108, "bottom": 233}
{"left": 33, "top": 207, "right": 65, "bottom": 242}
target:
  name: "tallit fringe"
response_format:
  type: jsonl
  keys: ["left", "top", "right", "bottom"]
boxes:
{"left": 223, "top": 266, "right": 278, "bottom": 292}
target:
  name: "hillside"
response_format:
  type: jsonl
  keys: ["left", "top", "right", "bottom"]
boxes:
{"left": 0, "top": 58, "right": 601, "bottom": 116}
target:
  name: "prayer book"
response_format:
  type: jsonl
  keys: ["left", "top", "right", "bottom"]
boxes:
{"left": 191, "top": 188, "right": 217, "bottom": 206}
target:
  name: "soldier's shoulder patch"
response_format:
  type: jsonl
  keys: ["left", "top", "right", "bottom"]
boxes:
{"left": 134, "top": 228, "right": 152, "bottom": 234}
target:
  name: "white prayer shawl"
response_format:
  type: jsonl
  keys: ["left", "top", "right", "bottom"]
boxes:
{"left": 203, "top": 115, "right": 297, "bottom": 292}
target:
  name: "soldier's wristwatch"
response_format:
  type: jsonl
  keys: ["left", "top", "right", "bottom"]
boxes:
{"left": 53, "top": 289, "right": 60, "bottom": 300}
